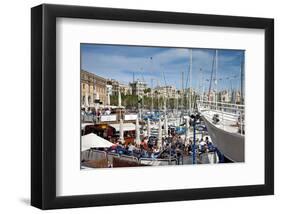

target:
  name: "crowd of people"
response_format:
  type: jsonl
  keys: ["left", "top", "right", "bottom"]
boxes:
{"left": 82, "top": 107, "right": 221, "bottom": 164}
{"left": 100, "top": 133, "right": 217, "bottom": 165}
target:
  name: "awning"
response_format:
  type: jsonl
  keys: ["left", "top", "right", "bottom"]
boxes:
{"left": 109, "top": 123, "right": 136, "bottom": 132}
{"left": 82, "top": 133, "right": 114, "bottom": 151}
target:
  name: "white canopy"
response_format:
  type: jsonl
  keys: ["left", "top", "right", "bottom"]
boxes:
{"left": 110, "top": 123, "right": 136, "bottom": 132}
{"left": 81, "top": 133, "right": 114, "bottom": 151}
{"left": 108, "top": 105, "right": 125, "bottom": 109}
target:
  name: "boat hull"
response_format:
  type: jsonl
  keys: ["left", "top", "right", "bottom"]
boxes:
{"left": 202, "top": 116, "right": 245, "bottom": 162}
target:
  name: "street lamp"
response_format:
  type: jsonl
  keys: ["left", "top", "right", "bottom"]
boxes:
{"left": 190, "top": 114, "right": 200, "bottom": 164}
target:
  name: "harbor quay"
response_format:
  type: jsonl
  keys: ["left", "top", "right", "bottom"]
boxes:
{"left": 80, "top": 46, "right": 245, "bottom": 169}
{"left": 80, "top": 71, "right": 243, "bottom": 169}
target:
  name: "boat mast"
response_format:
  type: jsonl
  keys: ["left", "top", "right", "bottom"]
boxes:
{"left": 240, "top": 52, "right": 244, "bottom": 105}
{"left": 189, "top": 49, "right": 192, "bottom": 111}
{"left": 151, "top": 78, "right": 154, "bottom": 112}
{"left": 181, "top": 71, "right": 184, "bottom": 110}
{"left": 200, "top": 68, "right": 203, "bottom": 102}
{"left": 149, "top": 57, "right": 154, "bottom": 112}
{"left": 215, "top": 50, "right": 218, "bottom": 110}
{"left": 162, "top": 71, "right": 167, "bottom": 113}
{"left": 208, "top": 51, "right": 216, "bottom": 102}
{"left": 157, "top": 79, "right": 160, "bottom": 109}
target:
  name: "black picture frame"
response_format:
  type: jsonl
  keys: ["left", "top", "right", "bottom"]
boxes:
{"left": 31, "top": 4, "right": 274, "bottom": 210}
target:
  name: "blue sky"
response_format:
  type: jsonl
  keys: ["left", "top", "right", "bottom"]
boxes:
{"left": 81, "top": 44, "right": 244, "bottom": 91}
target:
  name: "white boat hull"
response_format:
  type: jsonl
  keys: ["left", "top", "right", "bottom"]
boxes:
{"left": 202, "top": 115, "right": 245, "bottom": 162}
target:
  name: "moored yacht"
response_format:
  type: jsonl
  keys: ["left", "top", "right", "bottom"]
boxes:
{"left": 198, "top": 101, "right": 245, "bottom": 162}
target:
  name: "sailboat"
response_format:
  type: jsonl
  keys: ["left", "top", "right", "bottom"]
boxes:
{"left": 198, "top": 50, "right": 245, "bottom": 162}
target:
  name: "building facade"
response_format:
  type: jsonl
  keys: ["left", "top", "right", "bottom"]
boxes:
{"left": 119, "top": 83, "right": 132, "bottom": 95}
{"left": 205, "top": 90, "right": 216, "bottom": 102}
{"left": 107, "top": 79, "right": 131, "bottom": 96}
{"left": 81, "top": 70, "right": 107, "bottom": 107}
{"left": 231, "top": 90, "right": 241, "bottom": 103}
{"left": 154, "top": 85, "right": 177, "bottom": 98}
{"left": 130, "top": 80, "right": 147, "bottom": 96}
{"left": 107, "top": 79, "right": 119, "bottom": 96}
{"left": 219, "top": 90, "right": 231, "bottom": 103}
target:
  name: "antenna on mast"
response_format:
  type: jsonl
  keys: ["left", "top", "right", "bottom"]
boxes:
{"left": 133, "top": 72, "right": 135, "bottom": 82}
{"left": 208, "top": 50, "right": 216, "bottom": 101}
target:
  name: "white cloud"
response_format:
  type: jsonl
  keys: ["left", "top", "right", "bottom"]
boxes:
{"left": 82, "top": 46, "right": 243, "bottom": 90}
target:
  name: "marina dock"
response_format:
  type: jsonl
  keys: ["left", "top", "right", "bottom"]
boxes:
{"left": 80, "top": 47, "right": 245, "bottom": 169}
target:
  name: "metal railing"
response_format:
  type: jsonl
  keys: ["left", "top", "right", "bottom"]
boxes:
{"left": 197, "top": 100, "right": 245, "bottom": 135}
{"left": 198, "top": 100, "right": 244, "bottom": 115}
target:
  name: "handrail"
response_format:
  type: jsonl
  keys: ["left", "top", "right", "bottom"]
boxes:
{"left": 198, "top": 100, "right": 244, "bottom": 114}
{"left": 200, "top": 100, "right": 244, "bottom": 107}
{"left": 198, "top": 100, "right": 245, "bottom": 135}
